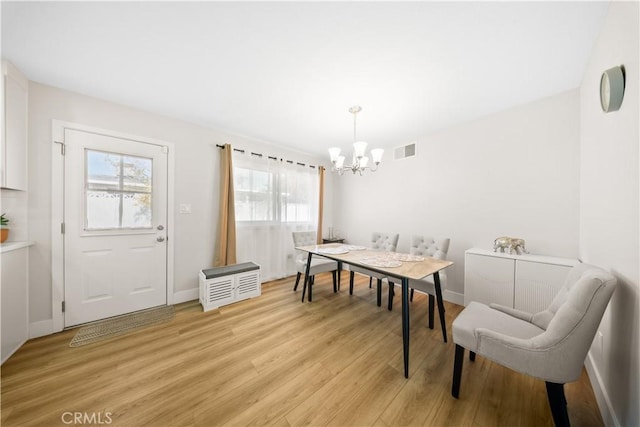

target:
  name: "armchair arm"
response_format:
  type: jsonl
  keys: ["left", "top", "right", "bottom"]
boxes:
{"left": 476, "top": 328, "right": 536, "bottom": 351}
{"left": 489, "top": 303, "right": 533, "bottom": 323}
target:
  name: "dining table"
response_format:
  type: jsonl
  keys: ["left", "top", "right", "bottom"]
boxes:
{"left": 295, "top": 243, "right": 454, "bottom": 378}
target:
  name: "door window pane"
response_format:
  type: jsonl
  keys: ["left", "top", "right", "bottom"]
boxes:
{"left": 85, "top": 149, "right": 153, "bottom": 230}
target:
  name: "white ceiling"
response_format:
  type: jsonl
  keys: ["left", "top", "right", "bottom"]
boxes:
{"left": 2, "top": 1, "right": 610, "bottom": 158}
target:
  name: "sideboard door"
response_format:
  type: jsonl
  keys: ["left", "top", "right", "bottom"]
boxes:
{"left": 464, "top": 253, "right": 514, "bottom": 307}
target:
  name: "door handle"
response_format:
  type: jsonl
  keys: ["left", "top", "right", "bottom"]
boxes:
{"left": 157, "top": 236, "right": 165, "bottom": 242}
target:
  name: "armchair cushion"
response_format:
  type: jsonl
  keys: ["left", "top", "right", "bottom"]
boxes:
{"left": 453, "top": 302, "right": 544, "bottom": 353}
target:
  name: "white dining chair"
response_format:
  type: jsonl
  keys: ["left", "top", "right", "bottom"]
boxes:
{"left": 292, "top": 231, "right": 338, "bottom": 300}
{"left": 349, "top": 232, "right": 399, "bottom": 307}
{"left": 388, "top": 236, "right": 450, "bottom": 342}
{"left": 451, "top": 263, "right": 616, "bottom": 427}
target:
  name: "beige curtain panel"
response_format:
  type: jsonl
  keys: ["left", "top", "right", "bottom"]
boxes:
{"left": 317, "top": 166, "right": 325, "bottom": 244}
{"left": 214, "top": 144, "right": 237, "bottom": 266}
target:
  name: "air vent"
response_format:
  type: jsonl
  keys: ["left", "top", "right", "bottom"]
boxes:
{"left": 394, "top": 142, "right": 416, "bottom": 160}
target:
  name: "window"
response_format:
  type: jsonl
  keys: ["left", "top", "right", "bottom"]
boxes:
{"left": 234, "top": 163, "right": 317, "bottom": 224}
{"left": 232, "top": 153, "right": 319, "bottom": 281}
{"left": 85, "top": 149, "right": 153, "bottom": 230}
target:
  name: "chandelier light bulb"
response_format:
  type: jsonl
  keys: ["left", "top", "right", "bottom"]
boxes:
{"left": 371, "top": 148, "right": 384, "bottom": 164}
{"left": 328, "top": 147, "right": 341, "bottom": 162}
{"left": 353, "top": 141, "right": 368, "bottom": 159}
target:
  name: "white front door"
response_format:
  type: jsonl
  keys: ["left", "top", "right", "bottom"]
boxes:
{"left": 63, "top": 128, "right": 168, "bottom": 327}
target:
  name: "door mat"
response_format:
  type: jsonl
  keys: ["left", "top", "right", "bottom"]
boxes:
{"left": 69, "top": 305, "right": 175, "bottom": 347}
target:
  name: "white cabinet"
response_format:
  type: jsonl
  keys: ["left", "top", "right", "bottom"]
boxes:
{"left": 1, "top": 60, "right": 28, "bottom": 191}
{"left": 464, "top": 252, "right": 514, "bottom": 308}
{"left": 464, "top": 248, "right": 579, "bottom": 313}
{"left": 199, "top": 262, "right": 261, "bottom": 311}
{"left": 1, "top": 244, "right": 31, "bottom": 364}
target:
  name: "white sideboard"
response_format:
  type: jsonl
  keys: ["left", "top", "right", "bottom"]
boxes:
{"left": 1, "top": 242, "right": 33, "bottom": 364}
{"left": 464, "top": 248, "right": 579, "bottom": 313}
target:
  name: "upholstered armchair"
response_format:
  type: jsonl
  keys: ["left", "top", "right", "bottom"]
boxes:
{"left": 349, "top": 232, "right": 399, "bottom": 306}
{"left": 388, "top": 236, "right": 450, "bottom": 342}
{"left": 451, "top": 263, "right": 616, "bottom": 427}
{"left": 291, "top": 231, "right": 338, "bottom": 301}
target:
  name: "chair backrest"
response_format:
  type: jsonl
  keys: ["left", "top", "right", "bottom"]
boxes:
{"left": 371, "top": 232, "right": 399, "bottom": 252}
{"left": 292, "top": 231, "right": 317, "bottom": 261}
{"left": 409, "top": 236, "right": 450, "bottom": 260}
{"left": 528, "top": 263, "right": 616, "bottom": 382}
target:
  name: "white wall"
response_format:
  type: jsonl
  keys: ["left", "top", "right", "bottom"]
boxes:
{"left": 579, "top": 1, "right": 639, "bottom": 426}
{"left": 334, "top": 89, "right": 581, "bottom": 301}
{"left": 27, "top": 82, "right": 330, "bottom": 324}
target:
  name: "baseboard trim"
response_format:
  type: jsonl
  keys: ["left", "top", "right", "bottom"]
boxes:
{"left": 585, "top": 351, "right": 619, "bottom": 427}
{"left": 443, "top": 290, "right": 464, "bottom": 306}
{"left": 30, "top": 319, "right": 54, "bottom": 339}
{"left": 173, "top": 288, "right": 199, "bottom": 305}
{"left": 1, "top": 339, "right": 27, "bottom": 365}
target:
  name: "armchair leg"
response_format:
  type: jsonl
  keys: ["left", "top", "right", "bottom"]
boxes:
{"left": 376, "top": 279, "right": 382, "bottom": 307}
{"left": 469, "top": 351, "right": 476, "bottom": 361}
{"left": 388, "top": 282, "right": 394, "bottom": 311}
{"left": 428, "top": 294, "right": 435, "bottom": 329}
{"left": 349, "top": 271, "right": 355, "bottom": 295}
{"left": 410, "top": 288, "right": 414, "bottom": 302}
{"left": 332, "top": 270, "right": 337, "bottom": 293}
{"left": 452, "top": 344, "right": 465, "bottom": 398}
{"left": 294, "top": 272, "right": 301, "bottom": 291}
{"left": 545, "top": 382, "right": 570, "bottom": 427}
{"left": 369, "top": 277, "right": 373, "bottom": 288}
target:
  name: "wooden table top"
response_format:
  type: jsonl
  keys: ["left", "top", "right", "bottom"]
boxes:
{"left": 296, "top": 243, "right": 453, "bottom": 281}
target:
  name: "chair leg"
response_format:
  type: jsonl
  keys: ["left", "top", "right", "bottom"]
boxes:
{"left": 434, "top": 273, "right": 447, "bottom": 343}
{"left": 376, "top": 279, "right": 382, "bottom": 307}
{"left": 545, "top": 382, "right": 570, "bottom": 427}
{"left": 388, "top": 282, "right": 394, "bottom": 311}
{"left": 294, "top": 272, "right": 301, "bottom": 291}
{"left": 452, "top": 344, "right": 465, "bottom": 398}
{"left": 349, "top": 271, "right": 355, "bottom": 295}
{"left": 469, "top": 351, "right": 476, "bottom": 361}
{"left": 410, "top": 288, "right": 414, "bottom": 302}
{"left": 332, "top": 270, "right": 337, "bottom": 293}
{"left": 428, "top": 294, "right": 435, "bottom": 329}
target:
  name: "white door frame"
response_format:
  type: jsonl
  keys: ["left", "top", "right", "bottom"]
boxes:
{"left": 51, "top": 120, "right": 175, "bottom": 332}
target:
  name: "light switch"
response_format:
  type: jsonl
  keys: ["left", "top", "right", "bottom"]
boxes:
{"left": 179, "top": 204, "right": 192, "bottom": 214}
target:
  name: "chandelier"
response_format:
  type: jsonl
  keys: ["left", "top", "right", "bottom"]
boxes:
{"left": 328, "top": 106, "right": 383, "bottom": 175}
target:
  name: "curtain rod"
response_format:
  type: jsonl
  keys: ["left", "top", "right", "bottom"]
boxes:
{"left": 216, "top": 144, "right": 319, "bottom": 169}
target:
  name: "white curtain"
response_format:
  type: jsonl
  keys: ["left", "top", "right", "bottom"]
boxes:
{"left": 233, "top": 152, "right": 319, "bottom": 281}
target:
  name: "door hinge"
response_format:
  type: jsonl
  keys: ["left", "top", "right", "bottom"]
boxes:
{"left": 61, "top": 223, "right": 65, "bottom": 234}
{"left": 62, "top": 301, "right": 66, "bottom": 313}
{"left": 54, "top": 141, "right": 65, "bottom": 155}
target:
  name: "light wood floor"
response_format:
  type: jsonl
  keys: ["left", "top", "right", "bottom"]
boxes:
{"left": 1, "top": 273, "right": 603, "bottom": 426}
